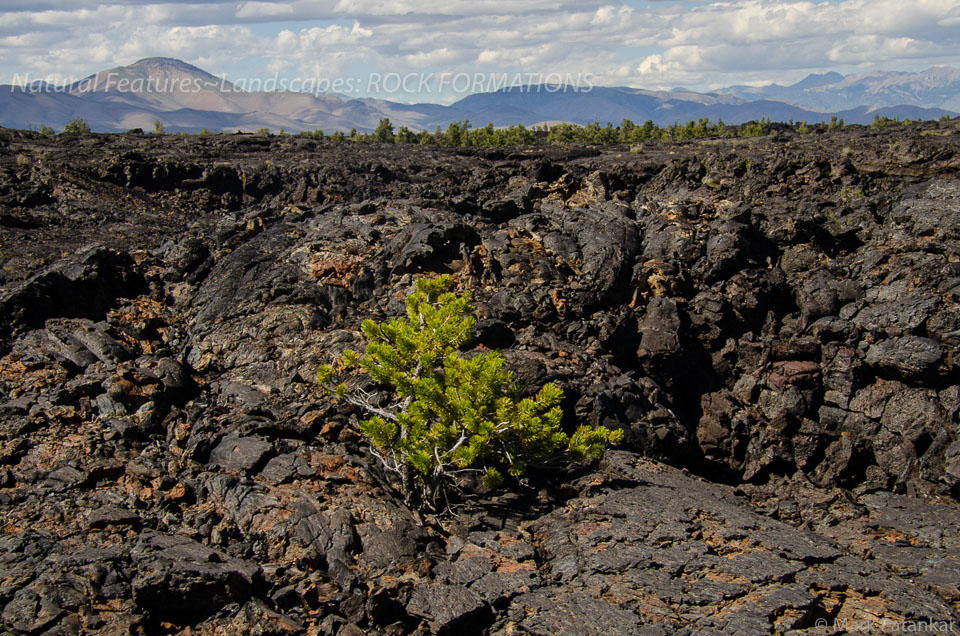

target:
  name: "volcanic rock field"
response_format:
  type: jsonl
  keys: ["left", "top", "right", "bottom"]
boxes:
{"left": 0, "top": 123, "right": 959, "bottom": 634}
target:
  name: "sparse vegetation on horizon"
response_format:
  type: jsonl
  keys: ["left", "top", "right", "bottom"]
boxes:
{"left": 282, "top": 114, "right": 861, "bottom": 147}
{"left": 61, "top": 116, "right": 91, "bottom": 134}
{"left": 144, "top": 111, "right": 952, "bottom": 146}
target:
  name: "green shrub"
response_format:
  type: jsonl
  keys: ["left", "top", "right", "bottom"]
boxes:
{"left": 153, "top": 120, "right": 165, "bottom": 135}
{"left": 375, "top": 117, "right": 395, "bottom": 143}
{"left": 61, "top": 117, "right": 91, "bottom": 134}
{"left": 317, "top": 276, "right": 622, "bottom": 509}
{"left": 738, "top": 117, "right": 770, "bottom": 137}
{"left": 442, "top": 120, "right": 470, "bottom": 147}
{"left": 395, "top": 126, "right": 418, "bottom": 144}
{"left": 871, "top": 114, "right": 900, "bottom": 129}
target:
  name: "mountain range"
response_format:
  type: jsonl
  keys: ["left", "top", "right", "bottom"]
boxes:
{"left": 716, "top": 66, "right": 960, "bottom": 113}
{"left": 0, "top": 58, "right": 957, "bottom": 133}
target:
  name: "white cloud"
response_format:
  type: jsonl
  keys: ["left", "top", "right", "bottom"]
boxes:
{"left": 941, "top": 5, "right": 960, "bottom": 26}
{"left": 236, "top": 2, "right": 294, "bottom": 19}
{"left": 0, "top": 0, "right": 957, "bottom": 94}
{"left": 623, "top": 0, "right": 960, "bottom": 88}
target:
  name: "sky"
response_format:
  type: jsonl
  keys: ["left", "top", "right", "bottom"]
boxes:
{"left": 1, "top": 0, "right": 959, "bottom": 102}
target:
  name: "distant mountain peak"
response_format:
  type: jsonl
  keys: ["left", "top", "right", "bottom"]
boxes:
{"left": 127, "top": 57, "right": 208, "bottom": 73}
{"left": 791, "top": 71, "right": 845, "bottom": 90}
{"left": 68, "top": 56, "right": 230, "bottom": 96}
{"left": 716, "top": 66, "right": 960, "bottom": 112}
{"left": 115, "top": 57, "right": 221, "bottom": 81}
{"left": 131, "top": 57, "right": 195, "bottom": 66}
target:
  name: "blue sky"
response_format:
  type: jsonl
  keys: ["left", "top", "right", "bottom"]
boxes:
{"left": 1, "top": 1, "right": 959, "bottom": 102}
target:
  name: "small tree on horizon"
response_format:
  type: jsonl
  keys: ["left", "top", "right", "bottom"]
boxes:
{"left": 61, "top": 116, "right": 91, "bottom": 134}
{"left": 375, "top": 118, "right": 395, "bottom": 143}
{"left": 395, "top": 125, "right": 417, "bottom": 144}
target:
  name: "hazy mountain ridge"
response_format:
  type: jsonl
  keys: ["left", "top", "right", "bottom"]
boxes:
{"left": 0, "top": 58, "right": 957, "bottom": 133}
{"left": 717, "top": 66, "right": 960, "bottom": 112}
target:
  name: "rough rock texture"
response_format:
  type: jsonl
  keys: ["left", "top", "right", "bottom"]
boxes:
{"left": 0, "top": 122, "right": 959, "bottom": 633}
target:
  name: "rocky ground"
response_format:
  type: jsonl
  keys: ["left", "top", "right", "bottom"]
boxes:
{"left": 0, "top": 123, "right": 958, "bottom": 634}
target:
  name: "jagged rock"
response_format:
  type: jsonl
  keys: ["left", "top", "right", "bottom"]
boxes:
{"left": 208, "top": 434, "right": 274, "bottom": 474}
{"left": 200, "top": 598, "right": 304, "bottom": 634}
{"left": 163, "top": 236, "right": 211, "bottom": 282}
{"left": 260, "top": 452, "right": 314, "bottom": 484}
{"left": 407, "top": 583, "right": 489, "bottom": 633}
{"left": 485, "top": 288, "right": 537, "bottom": 323}
{"left": 637, "top": 296, "right": 681, "bottom": 356}
{"left": 851, "top": 292, "right": 939, "bottom": 336}
{"left": 0, "top": 124, "right": 958, "bottom": 634}
{"left": 86, "top": 506, "right": 142, "bottom": 529}
{"left": 0, "top": 247, "right": 146, "bottom": 340}
{"left": 499, "top": 452, "right": 957, "bottom": 633}
{"left": 891, "top": 179, "right": 960, "bottom": 241}
{"left": 865, "top": 335, "right": 944, "bottom": 381}
{"left": 384, "top": 221, "right": 480, "bottom": 275}
{"left": 795, "top": 269, "right": 841, "bottom": 323}
{"left": 294, "top": 507, "right": 359, "bottom": 586}
{"left": 131, "top": 532, "right": 263, "bottom": 624}
{"left": 70, "top": 324, "right": 130, "bottom": 364}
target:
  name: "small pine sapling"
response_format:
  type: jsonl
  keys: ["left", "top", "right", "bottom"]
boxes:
{"left": 318, "top": 276, "right": 622, "bottom": 509}
{"left": 61, "top": 117, "right": 91, "bottom": 134}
